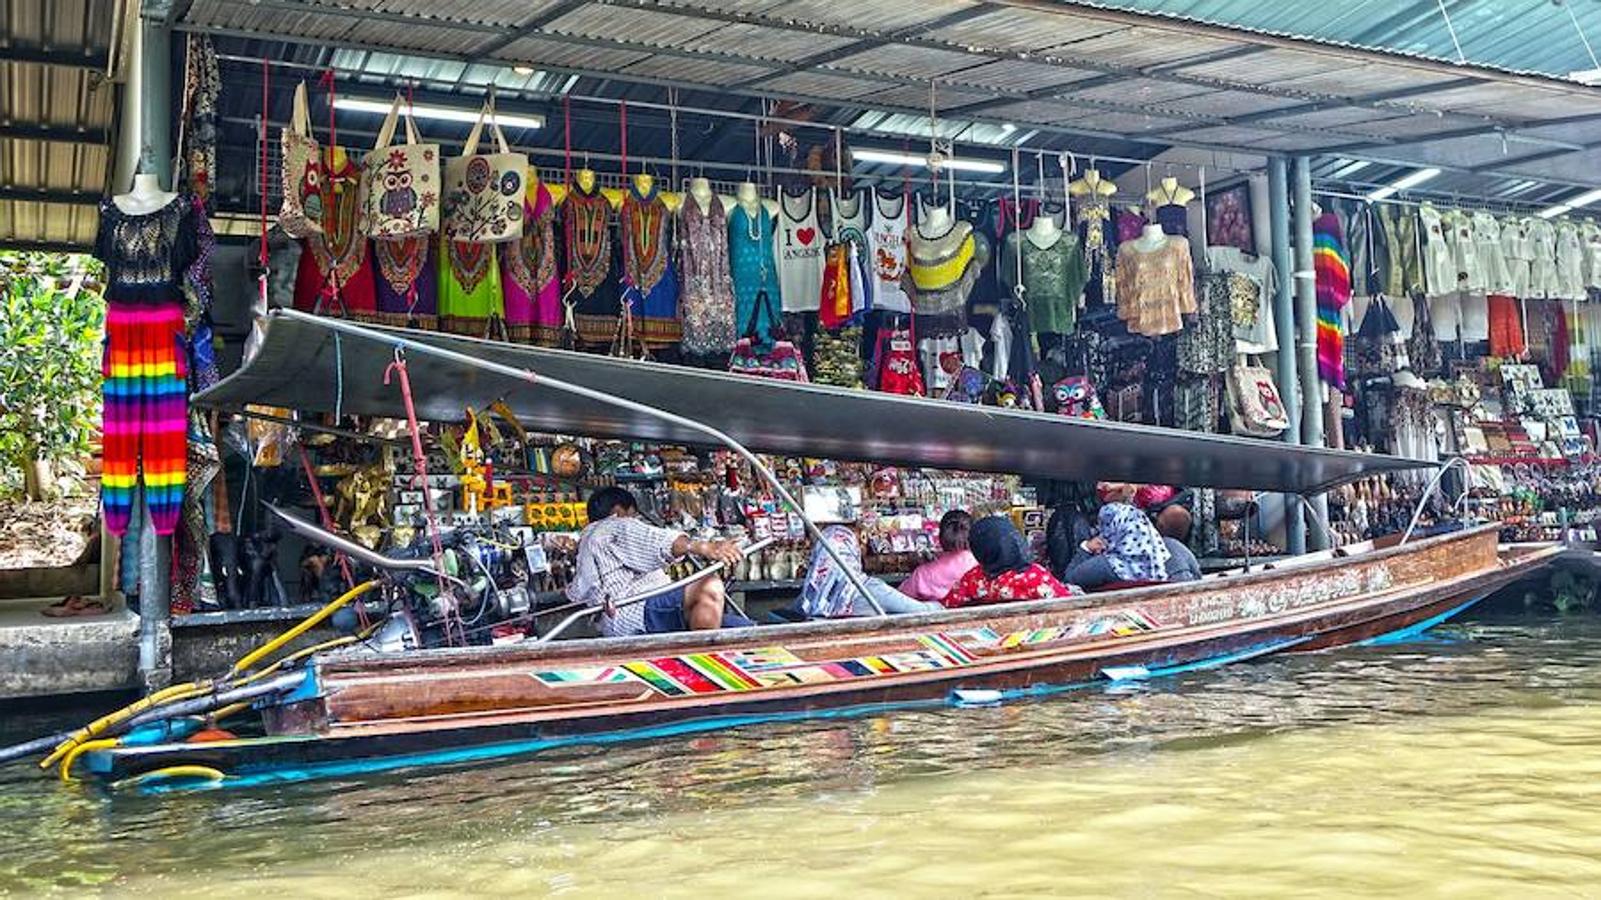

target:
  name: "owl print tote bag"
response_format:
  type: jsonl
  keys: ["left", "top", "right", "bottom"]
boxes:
{"left": 361, "top": 93, "right": 441, "bottom": 240}
{"left": 443, "top": 98, "right": 527, "bottom": 243}
{"left": 278, "top": 81, "right": 324, "bottom": 239}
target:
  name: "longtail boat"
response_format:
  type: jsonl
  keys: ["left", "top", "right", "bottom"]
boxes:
{"left": 5, "top": 312, "right": 1559, "bottom": 790}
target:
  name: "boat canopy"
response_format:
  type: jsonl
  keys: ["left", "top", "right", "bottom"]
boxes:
{"left": 197, "top": 312, "right": 1433, "bottom": 495}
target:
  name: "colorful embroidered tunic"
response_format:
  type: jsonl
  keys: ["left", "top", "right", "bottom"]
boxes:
{"left": 621, "top": 181, "right": 680, "bottom": 347}
{"left": 564, "top": 178, "right": 621, "bottom": 348}
{"left": 437, "top": 235, "right": 501, "bottom": 336}
{"left": 372, "top": 235, "right": 438, "bottom": 330}
{"left": 500, "top": 180, "right": 560, "bottom": 345}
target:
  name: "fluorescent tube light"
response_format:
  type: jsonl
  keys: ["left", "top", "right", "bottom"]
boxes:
{"left": 1365, "top": 167, "right": 1441, "bottom": 201}
{"left": 1565, "top": 187, "right": 1601, "bottom": 208}
{"left": 1539, "top": 204, "right": 1573, "bottom": 219}
{"left": 852, "top": 148, "right": 1006, "bottom": 175}
{"left": 333, "top": 97, "right": 545, "bottom": 131}
{"left": 1329, "top": 159, "right": 1372, "bottom": 179}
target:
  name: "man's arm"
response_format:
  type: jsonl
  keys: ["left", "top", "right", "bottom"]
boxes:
{"left": 670, "top": 532, "right": 745, "bottom": 567}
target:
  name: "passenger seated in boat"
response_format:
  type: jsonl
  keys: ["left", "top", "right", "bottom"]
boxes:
{"left": 941, "top": 516, "right": 1079, "bottom": 608}
{"left": 1060, "top": 482, "right": 1171, "bottom": 590}
{"left": 566, "top": 487, "right": 748, "bottom": 637}
{"left": 899, "top": 510, "right": 977, "bottom": 602}
{"left": 1155, "top": 506, "right": 1202, "bottom": 583}
{"left": 792, "top": 526, "right": 942, "bottom": 618}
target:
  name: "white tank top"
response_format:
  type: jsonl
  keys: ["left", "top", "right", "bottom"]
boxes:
{"left": 869, "top": 192, "right": 911, "bottom": 313}
{"left": 776, "top": 188, "right": 824, "bottom": 313}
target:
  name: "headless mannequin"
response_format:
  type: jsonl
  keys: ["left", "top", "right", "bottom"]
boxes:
{"left": 735, "top": 181, "right": 764, "bottom": 219}
{"left": 574, "top": 167, "right": 598, "bottom": 195}
{"left": 1145, "top": 175, "right": 1195, "bottom": 208}
{"left": 114, "top": 172, "right": 178, "bottom": 215}
{"left": 1133, "top": 222, "right": 1169, "bottom": 252}
{"left": 918, "top": 203, "right": 954, "bottom": 239}
{"left": 1069, "top": 169, "right": 1118, "bottom": 198}
{"left": 688, "top": 177, "right": 717, "bottom": 215}
{"left": 1024, "top": 210, "right": 1062, "bottom": 248}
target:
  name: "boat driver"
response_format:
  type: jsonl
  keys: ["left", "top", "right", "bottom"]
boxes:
{"left": 566, "top": 486, "right": 747, "bottom": 637}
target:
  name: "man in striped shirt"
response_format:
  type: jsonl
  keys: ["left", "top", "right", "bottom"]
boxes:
{"left": 566, "top": 486, "right": 744, "bottom": 637}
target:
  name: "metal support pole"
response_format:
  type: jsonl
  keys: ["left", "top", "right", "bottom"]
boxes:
{"left": 1268, "top": 157, "right": 1305, "bottom": 555}
{"left": 136, "top": 3, "right": 175, "bottom": 691}
{"left": 138, "top": 6, "right": 173, "bottom": 186}
{"left": 1291, "top": 156, "right": 1329, "bottom": 550}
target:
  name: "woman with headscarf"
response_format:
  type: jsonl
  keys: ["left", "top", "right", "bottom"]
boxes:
{"left": 941, "top": 516, "right": 1078, "bottom": 609}
{"left": 794, "top": 526, "right": 942, "bottom": 618}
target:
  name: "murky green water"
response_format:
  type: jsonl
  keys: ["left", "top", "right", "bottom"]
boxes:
{"left": 2, "top": 614, "right": 1600, "bottom": 897}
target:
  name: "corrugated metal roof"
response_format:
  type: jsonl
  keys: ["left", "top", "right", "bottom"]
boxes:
{"left": 1, "top": 0, "right": 118, "bottom": 249}
{"left": 1080, "top": 0, "right": 1601, "bottom": 79}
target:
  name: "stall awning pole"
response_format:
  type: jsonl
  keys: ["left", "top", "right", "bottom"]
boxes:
{"left": 1269, "top": 156, "right": 1306, "bottom": 556}
{"left": 1292, "top": 156, "right": 1330, "bottom": 551}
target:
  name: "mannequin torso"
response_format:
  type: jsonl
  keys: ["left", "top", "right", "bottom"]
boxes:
{"left": 1024, "top": 213, "right": 1062, "bottom": 249}
{"left": 1134, "top": 223, "right": 1169, "bottom": 252}
{"left": 1069, "top": 169, "right": 1118, "bottom": 198}
{"left": 1145, "top": 176, "right": 1195, "bottom": 208}
{"left": 113, "top": 172, "right": 179, "bottom": 215}
{"left": 688, "top": 177, "right": 716, "bottom": 216}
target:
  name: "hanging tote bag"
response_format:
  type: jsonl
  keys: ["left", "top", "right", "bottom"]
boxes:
{"left": 443, "top": 98, "right": 527, "bottom": 243}
{"left": 360, "top": 93, "right": 440, "bottom": 240}
{"left": 729, "top": 290, "right": 809, "bottom": 382}
{"left": 279, "top": 81, "right": 324, "bottom": 239}
{"left": 1226, "top": 355, "right": 1290, "bottom": 438}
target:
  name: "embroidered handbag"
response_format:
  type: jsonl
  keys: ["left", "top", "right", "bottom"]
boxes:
{"left": 1226, "top": 355, "right": 1290, "bottom": 437}
{"left": 360, "top": 94, "right": 441, "bottom": 240}
{"left": 729, "top": 291, "right": 809, "bottom": 382}
{"left": 279, "top": 81, "right": 324, "bottom": 239}
{"left": 443, "top": 98, "right": 526, "bottom": 243}
{"left": 1051, "top": 375, "right": 1106, "bottom": 419}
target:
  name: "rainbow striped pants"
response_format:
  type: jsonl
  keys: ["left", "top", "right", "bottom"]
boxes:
{"left": 103, "top": 303, "right": 187, "bottom": 536}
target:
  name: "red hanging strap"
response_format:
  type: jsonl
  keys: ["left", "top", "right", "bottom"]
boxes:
{"left": 258, "top": 60, "right": 269, "bottom": 272}
{"left": 318, "top": 68, "right": 337, "bottom": 149}
{"left": 619, "top": 99, "right": 628, "bottom": 176}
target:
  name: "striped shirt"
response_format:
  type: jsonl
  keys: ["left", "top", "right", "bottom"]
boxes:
{"left": 565, "top": 515, "right": 684, "bottom": 637}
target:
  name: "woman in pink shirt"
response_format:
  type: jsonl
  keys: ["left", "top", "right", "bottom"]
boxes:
{"left": 899, "top": 511, "right": 977, "bottom": 602}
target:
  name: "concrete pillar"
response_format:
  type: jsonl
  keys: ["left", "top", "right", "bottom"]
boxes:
{"left": 1268, "top": 157, "right": 1305, "bottom": 556}
{"left": 1291, "top": 156, "right": 1329, "bottom": 550}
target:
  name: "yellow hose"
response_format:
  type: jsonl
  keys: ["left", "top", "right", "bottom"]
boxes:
{"left": 41, "top": 579, "right": 380, "bottom": 773}
{"left": 231, "top": 580, "right": 379, "bottom": 675}
{"left": 58, "top": 738, "right": 119, "bottom": 783}
{"left": 112, "top": 764, "right": 226, "bottom": 791}
{"left": 39, "top": 682, "right": 210, "bottom": 769}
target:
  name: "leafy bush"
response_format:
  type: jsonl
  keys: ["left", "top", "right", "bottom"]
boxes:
{"left": 0, "top": 252, "right": 104, "bottom": 498}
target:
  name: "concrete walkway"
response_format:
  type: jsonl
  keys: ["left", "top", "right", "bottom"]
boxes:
{"left": 0, "top": 597, "right": 138, "bottom": 698}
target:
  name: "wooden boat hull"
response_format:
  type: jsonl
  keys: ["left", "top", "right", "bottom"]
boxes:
{"left": 87, "top": 528, "right": 1558, "bottom": 786}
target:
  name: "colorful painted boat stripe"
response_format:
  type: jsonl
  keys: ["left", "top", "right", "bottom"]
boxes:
{"left": 536, "top": 611, "right": 1162, "bottom": 699}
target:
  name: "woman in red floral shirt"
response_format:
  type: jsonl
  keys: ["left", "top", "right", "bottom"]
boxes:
{"left": 941, "top": 516, "right": 1080, "bottom": 609}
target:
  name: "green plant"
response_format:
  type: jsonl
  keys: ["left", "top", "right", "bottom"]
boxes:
{"left": 0, "top": 252, "right": 104, "bottom": 499}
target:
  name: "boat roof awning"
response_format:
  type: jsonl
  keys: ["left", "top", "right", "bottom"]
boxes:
{"left": 197, "top": 312, "right": 1433, "bottom": 494}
